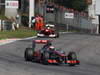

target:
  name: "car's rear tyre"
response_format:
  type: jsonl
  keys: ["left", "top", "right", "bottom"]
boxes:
{"left": 24, "top": 48, "right": 33, "bottom": 61}
{"left": 54, "top": 32, "right": 59, "bottom": 38}
{"left": 56, "top": 33, "right": 59, "bottom": 38}
{"left": 42, "top": 51, "right": 49, "bottom": 65}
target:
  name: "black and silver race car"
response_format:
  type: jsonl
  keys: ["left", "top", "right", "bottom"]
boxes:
{"left": 24, "top": 40, "right": 80, "bottom": 66}
{"left": 37, "top": 24, "right": 59, "bottom": 38}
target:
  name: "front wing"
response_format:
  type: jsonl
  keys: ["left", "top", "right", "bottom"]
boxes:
{"left": 46, "top": 59, "right": 80, "bottom": 65}
{"left": 37, "top": 33, "right": 57, "bottom": 38}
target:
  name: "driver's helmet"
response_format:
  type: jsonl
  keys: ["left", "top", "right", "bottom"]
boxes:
{"left": 47, "top": 26, "right": 50, "bottom": 29}
{"left": 49, "top": 46, "right": 55, "bottom": 51}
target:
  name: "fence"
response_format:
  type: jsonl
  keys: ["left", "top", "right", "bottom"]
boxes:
{"left": 37, "top": 4, "right": 97, "bottom": 34}
{"left": 0, "top": 20, "right": 13, "bottom": 31}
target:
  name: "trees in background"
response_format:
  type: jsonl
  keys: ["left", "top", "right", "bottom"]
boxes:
{"left": 54, "top": 0, "right": 88, "bottom": 12}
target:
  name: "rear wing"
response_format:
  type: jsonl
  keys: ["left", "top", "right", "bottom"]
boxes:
{"left": 32, "top": 40, "right": 52, "bottom": 50}
{"left": 33, "top": 40, "right": 51, "bottom": 44}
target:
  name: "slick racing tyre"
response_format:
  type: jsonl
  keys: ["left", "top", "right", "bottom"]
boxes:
{"left": 56, "top": 33, "right": 59, "bottom": 38}
{"left": 67, "top": 51, "right": 77, "bottom": 60}
{"left": 67, "top": 51, "right": 77, "bottom": 66}
{"left": 24, "top": 48, "right": 33, "bottom": 61}
{"left": 42, "top": 51, "right": 49, "bottom": 65}
{"left": 53, "top": 32, "right": 59, "bottom": 38}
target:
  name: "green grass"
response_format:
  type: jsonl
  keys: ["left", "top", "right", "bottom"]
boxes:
{"left": 0, "top": 15, "right": 8, "bottom": 20}
{"left": 0, "top": 28, "right": 37, "bottom": 39}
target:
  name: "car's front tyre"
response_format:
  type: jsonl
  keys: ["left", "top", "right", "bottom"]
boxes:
{"left": 67, "top": 51, "right": 78, "bottom": 66}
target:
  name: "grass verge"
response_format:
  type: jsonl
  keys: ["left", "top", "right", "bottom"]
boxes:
{"left": 0, "top": 28, "right": 37, "bottom": 39}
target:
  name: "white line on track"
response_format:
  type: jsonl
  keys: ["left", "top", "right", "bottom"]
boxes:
{"left": 0, "top": 36, "right": 37, "bottom": 46}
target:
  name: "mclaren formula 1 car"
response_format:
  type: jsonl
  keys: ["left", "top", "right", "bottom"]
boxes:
{"left": 37, "top": 24, "right": 59, "bottom": 38}
{"left": 24, "top": 40, "right": 80, "bottom": 66}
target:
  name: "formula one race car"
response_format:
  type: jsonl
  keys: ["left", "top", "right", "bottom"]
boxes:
{"left": 24, "top": 40, "right": 80, "bottom": 66}
{"left": 37, "top": 24, "right": 59, "bottom": 38}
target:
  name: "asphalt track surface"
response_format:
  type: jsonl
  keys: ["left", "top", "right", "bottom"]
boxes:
{"left": 0, "top": 33, "right": 100, "bottom": 75}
